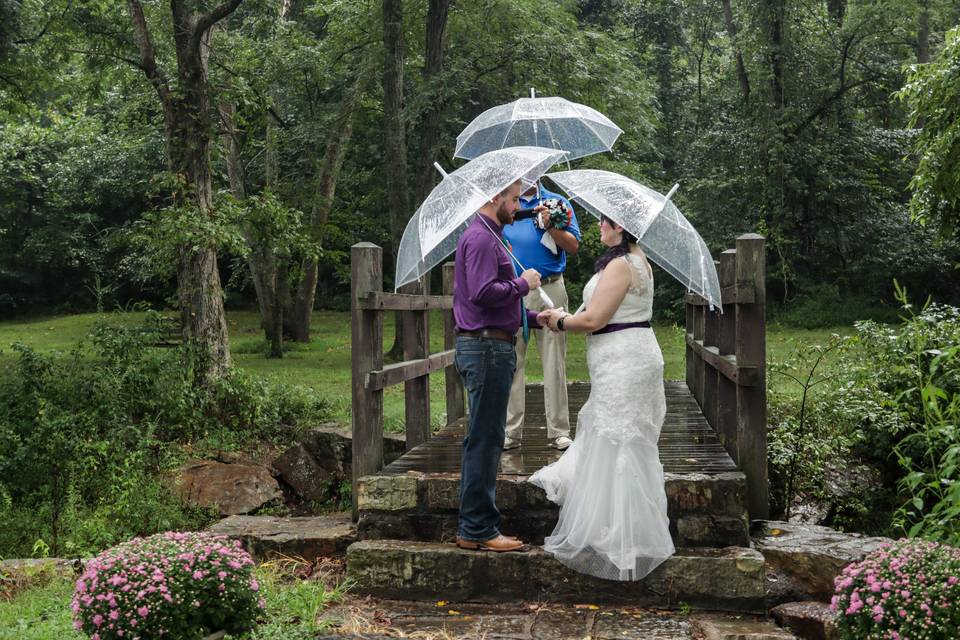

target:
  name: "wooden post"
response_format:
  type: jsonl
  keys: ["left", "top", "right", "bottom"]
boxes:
{"left": 685, "top": 302, "right": 695, "bottom": 393}
{"left": 717, "top": 250, "right": 738, "bottom": 458}
{"left": 443, "top": 262, "right": 465, "bottom": 423}
{"left": 402, "top": 275, "right": 430, "bottom": 450}
{"left": 351, "top": 243, "right": 384, "bottom": 520}
{"left": 735, "top": 234, "right": 768, "bottom": 519}
{"left": 701, "top": 260, "right": 721, "bottom": 430}
{"left": 692, "top": 300, "right": 706, "bottom": 406}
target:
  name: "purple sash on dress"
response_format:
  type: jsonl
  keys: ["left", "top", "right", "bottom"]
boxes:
{"left": 590, "top": 321, "right": 651, "bottom": 336}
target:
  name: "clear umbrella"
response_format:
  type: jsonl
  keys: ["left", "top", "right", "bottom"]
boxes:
{"left": 546, "top": 169, "right": 722, "bottom": 310}
{"left": 454, "top": 89, "right": 622, "bottom": 162}
{"left": 395, "top": 146, "right": 568, "bottom": 297}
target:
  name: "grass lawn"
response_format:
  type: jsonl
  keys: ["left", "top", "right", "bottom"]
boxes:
{"left": 0, "top": 310, "right": 853, "bottom": 431}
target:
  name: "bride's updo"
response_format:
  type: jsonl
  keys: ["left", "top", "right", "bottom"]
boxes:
{"left": 595, "top": 214, "right": 639, "bottom": 272}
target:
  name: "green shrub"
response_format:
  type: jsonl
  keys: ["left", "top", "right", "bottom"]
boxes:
{"left": 0, "top": 314, "right": 332, "bottom": 557}
{"left": 776, "top": 284, "right": 902, "bottom": 329}
{"left": 767, "top": 285, "right": 960, "bottom": 540}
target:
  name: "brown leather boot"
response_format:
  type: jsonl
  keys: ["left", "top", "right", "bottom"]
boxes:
{"left": 455, "top": 535, "right": 527, "bottom": 552}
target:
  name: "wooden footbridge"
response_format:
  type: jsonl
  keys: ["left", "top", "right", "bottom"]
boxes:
{"left": 345, "top": 233, "right": 768, "bottom": 607}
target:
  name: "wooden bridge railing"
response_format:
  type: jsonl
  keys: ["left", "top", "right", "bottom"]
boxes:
{"left": 684, "top": 233, "right": 768, "bottom": 519}
{"left": 350, "top": 242, "right": 465, "bottom": 517}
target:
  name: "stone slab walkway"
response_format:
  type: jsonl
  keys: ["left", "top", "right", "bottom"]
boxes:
{"left": 317, "top": 600, "right": 798, "bottom": 639}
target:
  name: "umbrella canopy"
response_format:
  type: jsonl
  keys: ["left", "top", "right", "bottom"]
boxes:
{"left": 546, "top": 169, "right": 722, "bottom": 309}
{"left": 395, "top": 146, "right": 568, "bottom": 290}
{"left": 454, "top": 93, "right": 622, "bottom": 162}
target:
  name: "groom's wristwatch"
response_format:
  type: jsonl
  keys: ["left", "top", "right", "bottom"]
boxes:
{"left": 557, "top": 316, "right": 566, "bottom": 331}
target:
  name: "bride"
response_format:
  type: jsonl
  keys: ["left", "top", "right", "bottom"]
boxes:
{"left": 533, "top": 213, "right": 674, "bottom": 581}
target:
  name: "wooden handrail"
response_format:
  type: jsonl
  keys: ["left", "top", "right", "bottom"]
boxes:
{"left": 684, "top": 335, "right": 760, "bottom": 386}
{"left": 357, "top": 292, "right": 454, "bottom": 311}
{"left": 685, "top": 283, "right": 756, "bottom": 306}
{"left": 365, "top": 349, "right": 456, "bottom": 390}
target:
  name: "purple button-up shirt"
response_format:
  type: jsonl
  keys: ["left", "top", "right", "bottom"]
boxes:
{"left": 454, "top": 214, "right": 540, "bottom": 334}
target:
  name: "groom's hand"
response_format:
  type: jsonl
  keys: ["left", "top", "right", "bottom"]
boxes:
{"left": 538, "top": 309, "right": 559, "bottom": 332}
{"left": 521, "top": 268, "right": 542, "bottom": 290}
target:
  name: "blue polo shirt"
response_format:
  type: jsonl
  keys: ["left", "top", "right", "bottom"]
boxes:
{"left": 502, "top": 185, "right": 582, "bottom": 278}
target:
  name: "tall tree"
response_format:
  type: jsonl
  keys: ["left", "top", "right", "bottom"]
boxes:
{"left": 413, "top": 0, "right": 452, "bottom": 207}
{"left": 382, "top": 0, "right": 412, "bottom": 360}
{"left": 289, "top": 68, "right": 369, "bottom": 341}
{"left": 127, "top": 0, "right": 243, "bottom": 381}
{"left": 720, "top": 0, "right": 751, "bottom": 102}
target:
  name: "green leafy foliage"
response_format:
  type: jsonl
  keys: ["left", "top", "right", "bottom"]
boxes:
{"left": 768, "top": 282, "right": 960, "bottom": 539}
{"left": 0, "top": 314, "right": 332, "bottom": 558}
{"left": 899, "top": 26, "right": 960, "bottom": 238}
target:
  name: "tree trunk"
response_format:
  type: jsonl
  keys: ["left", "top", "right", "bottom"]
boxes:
{"left": 720, "top": 0, "right": 751, "bottom": 102}
{"left": 219, "top": 100, "right": 282, "bottom": 348}
{"left": 413, "top": 0, "right": 451, "bottom": 207}
{"left": 766, "top": 0, "right": 785, "bottom": 114}
{"left": 917, "top": 4, "right": 930, "bottom": 64}
{"left": 383, "top": 0, "right": 411, "bottom": 360}
{"left": 827, "top": 0, "right": 846, "bottom": 26}
{"left": 128, "top": 0, "right": 243, "bottom": 382}
{"left": 289, "top": 70, "right": 368, "bottom": 341}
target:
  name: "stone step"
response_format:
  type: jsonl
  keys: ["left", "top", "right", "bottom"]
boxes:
{"left": 207, "top": 513, "right": 356, "bottom": 562}
{"left": 346, "top": 540, "right": 766, "bottom": 613}
{"left": 357, "top": 471, "right": 750, "bottom": 548}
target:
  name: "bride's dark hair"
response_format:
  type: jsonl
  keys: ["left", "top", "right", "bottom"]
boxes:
{"left": 595, "top": 214, "right": 638, "bottom": 272}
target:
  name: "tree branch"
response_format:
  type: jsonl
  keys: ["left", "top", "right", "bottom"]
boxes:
{"left": 788, "top": 74, "right": 882, "bottom": 139}
{"left": 127, "top": 0, "right": 171, "bottom": 103}
{"left": 0, "top": 72, "right": 26, "bottom": 98}
{"left": 191, "top": 0, "right": 244, "bottom": 56}
{"left": 13, "top": 1, "right": 69, "bottom": 45}
{"left": 209, "top": 57, "right": 289, "bottom": 127}
{"left": 65, "top": 47, "right": 143, "bottom": 70}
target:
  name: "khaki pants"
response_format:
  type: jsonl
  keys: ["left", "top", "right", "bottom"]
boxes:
{"left": 506, "top": 276, "right": 571, "bottom": 442}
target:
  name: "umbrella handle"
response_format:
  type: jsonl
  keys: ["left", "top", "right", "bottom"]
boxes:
{"left": 538, "top": 288, "right": 555, "bottom": 308}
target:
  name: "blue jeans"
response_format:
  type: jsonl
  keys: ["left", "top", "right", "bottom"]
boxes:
{"left": 455, "top": 336, "right": 516, "bottom": 542}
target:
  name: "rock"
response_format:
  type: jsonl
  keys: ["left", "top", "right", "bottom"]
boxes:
{"left": 356, "top": 475, "right": 419, "bottom": 511}
{"left": 302, "top": 424, "right": 406, "bottom": 475}
{"left": 0, "top": 558, "right": 81, "bottom": 576}
{"left": 770, "top": 601, "right": 839, "bottom": 640}
{"left": 175, "top": 460, "right": 281, "bottom": 516}
{"left": 357, "top": 471, "right": 751, "bottom": 548}
{"left": 208, "top": 514, "right": 356, "bottom": 561}
{"left": 823, "top": 462, "right": 881, "bottom": 502}
{"left": 692, "top": 616, "right": 796, "bottom": 640}
{"left": 752, "top": 521, "right": 892, "bottom": 604}
{"left": 346, "top": 540, "right": 766, "bottom": 612}
{"left": 272, "top": 443, "right": 331, "bottom": 502}
{"left": 593, "top": 611, "right": 692, "bottom": 639}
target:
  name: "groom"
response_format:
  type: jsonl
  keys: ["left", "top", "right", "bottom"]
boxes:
{"left": 453, "top": 179, "right": 543, "bottom": 552}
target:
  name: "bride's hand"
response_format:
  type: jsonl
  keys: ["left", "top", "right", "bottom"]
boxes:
{"left": 538, "top": 309, "right": 559, "bottom": 332}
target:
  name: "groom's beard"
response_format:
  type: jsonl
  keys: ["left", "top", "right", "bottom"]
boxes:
{"left": 496, "top": 203, "right": 516, "bottom": 226}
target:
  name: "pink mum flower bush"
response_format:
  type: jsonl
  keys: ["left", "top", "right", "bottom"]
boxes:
{"left": 831, "top": 539, "right": 960, "bottom": 639}
{"left": 71, "top": 531, "right": 263, "bottom": 639}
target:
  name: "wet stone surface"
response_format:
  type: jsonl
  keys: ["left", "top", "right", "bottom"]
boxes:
{"left": 320, "top": 600, "right": 702, "bottom": 639}
{"left": 207, "top": 513, "right": 356, "bottom": 562}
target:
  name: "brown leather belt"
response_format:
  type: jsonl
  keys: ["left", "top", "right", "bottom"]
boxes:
{"left": 542, "top": 274, "right": 563, "bottom": 285}
{"left": 456, "top": 327, "right": 516, "bottom": 344}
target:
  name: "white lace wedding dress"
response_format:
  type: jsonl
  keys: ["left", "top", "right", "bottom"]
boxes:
{"left": 528, "top": 250, "right": 675, "bottom": 581}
